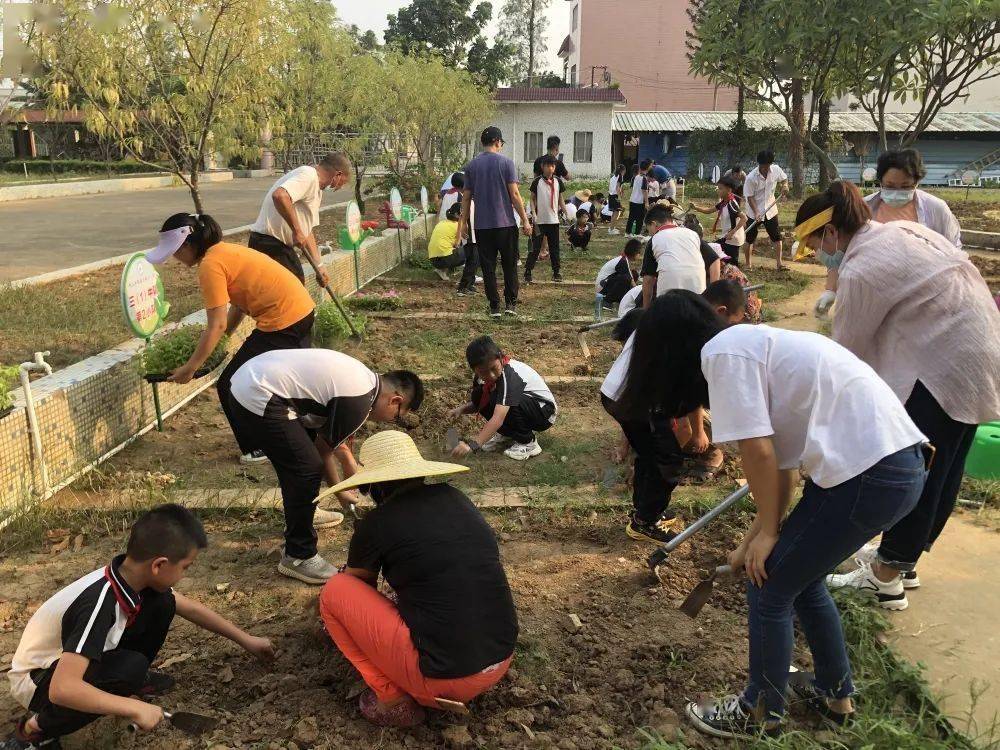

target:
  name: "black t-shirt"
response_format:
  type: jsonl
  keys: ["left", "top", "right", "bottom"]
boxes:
{"left": 532, "top": 153, "right": 569, "bottom": 179}
{"left": 347, "top": 482, "right": 518, "bottom": 678}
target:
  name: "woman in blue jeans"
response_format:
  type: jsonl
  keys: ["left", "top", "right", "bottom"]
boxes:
{"left": 618, "top": 291, "right": 927, "bottom": 738}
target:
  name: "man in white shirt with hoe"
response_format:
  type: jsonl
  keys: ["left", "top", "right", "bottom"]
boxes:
{"left": 249, "top": 152, "right": 352, "bottom": 286}
{"left": 742, "top": 150, "right": 789, "bottom": 270}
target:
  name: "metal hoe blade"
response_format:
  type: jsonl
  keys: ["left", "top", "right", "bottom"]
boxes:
{"left": 679, "top": 564, "right": 732, "bottom": 618}
{"left": 445, "top": 427, "right": 461, "bottom": 453}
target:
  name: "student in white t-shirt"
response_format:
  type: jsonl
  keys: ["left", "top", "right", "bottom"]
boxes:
{"left": 249, "top": 153, "right": 351, "bottom": 285}
{"left": 638, "top": 203, "right": 708, "bottom": 308}
{"left": 618, "top": 290, "right": 927, "bottom": 739}
{"left": 742, "top": 150, "right": 789, "bottom": 270}
{"left": 607, "top": 164, "right": 627, "bottom": 234}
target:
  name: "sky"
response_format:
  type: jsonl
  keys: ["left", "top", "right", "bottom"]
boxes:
{"left": 331, "top": 0, "right": 567, "bottom": 75}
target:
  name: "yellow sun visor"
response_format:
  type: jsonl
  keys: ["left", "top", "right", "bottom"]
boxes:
{"left": 792, "top": 206, "right": 834, "bottom": 243}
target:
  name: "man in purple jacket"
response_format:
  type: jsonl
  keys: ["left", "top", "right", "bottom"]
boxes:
{"left": 456, "top": 127, "right": 533, "bottom": 318}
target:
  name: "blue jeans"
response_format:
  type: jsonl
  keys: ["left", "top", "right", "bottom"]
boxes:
{"left": 742, "top": 444, "right": 926, "bottom": 718}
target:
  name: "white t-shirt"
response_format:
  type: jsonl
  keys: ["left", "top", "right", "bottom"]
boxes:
{"left": 600, "top": 332, "right": 634, "bottom": 402}
{"left": 717, "top": 196, "right": 745, "bottom": 246}
{"left": 596, "top": 256, "right": 623, "bottom": 291}
{"left": 661, "top": 178, "right": 677, "bottom": 200}
{"left": 578, "top": 201, "right": 593, "bottom": 216}
{"left": 251, "top": 166, "right": 322, "bottom": 247}
{"left": 601, "top": 203, "right": 614, "bottom": 218}
{"left": 743, "top": 165, "right": 787, "bottom": 220}
{"left": 609, "top": 175, "right": 621, "bottom": 196}
{"left": 646, "top": 179, "right": 660, "bottom": 199}
{"left": 629, "top": 175, "right": 648, "bottom": 204}
{"left": 618, "top": 285, "right": 642, "bottom": 317}
{"left": 531, "top": 177, "right": 562, "bottom": 224}
{"left": 649, "top": 226, "right": 707, "bottom": 296}
{"left": 701, "top": 325, "right": 926, "bottom": 488}
{"left": 438, "top": 189, "right": 461, "bottom": 222}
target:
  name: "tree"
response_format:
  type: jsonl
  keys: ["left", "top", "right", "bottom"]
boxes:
{"left": 347, "top": 24, "right": 380, "bottom": 51}
{"left": 384, "top": 0, "right": 513, "bottom": 86}
{"left": 34, "top": 0, "right": 282, "bottom": 212}
{"left": 496, "top": 0, "right": 550, "bottom": 85}
{"left": 837, "top": 0, "right": 1000, "bottom": 150}
{"left": 688, "top": 0, "right": 852, "bottom": 195}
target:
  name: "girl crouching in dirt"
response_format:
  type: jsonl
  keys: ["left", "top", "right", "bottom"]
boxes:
{"left": 319, "top": 431, "right": 517, "bottom": 727}
{"left": 618, "top": 290, "right": 928, "bottom": 739}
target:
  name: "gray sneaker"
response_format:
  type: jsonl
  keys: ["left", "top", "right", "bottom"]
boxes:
{"left": 313, "top": 508, "right": 345, "bottom": 529}
{"left": 277, "top": 553, "right": 338, "bottom": 585}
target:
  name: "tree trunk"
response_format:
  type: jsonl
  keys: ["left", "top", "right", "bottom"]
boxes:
{"left": 817, "top": 96, "right": 831, "bottom": 190}
{"left": 189, "top": 165, "right": 204, "bottom": 213}
{"left": 527, "top": 0, "right": 536, "bottom": 85}
{"left": 354, "top": 163, "right": 365, "bottom": 212}
{"left": 789, "top": 78, "right": 806, "bottom": 198}
{"left": 737, "top": 84, "right": 746, "bottom": 130}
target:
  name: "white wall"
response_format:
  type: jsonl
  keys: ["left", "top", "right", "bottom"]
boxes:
{"left": 495, "top": 102, "right": 615, "bottom": 179}
{"left": 830, "top": 72, "right": 1000, "bottom": 114}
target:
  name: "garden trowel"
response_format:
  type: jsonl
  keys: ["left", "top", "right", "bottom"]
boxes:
{"left": 129, "top": 710, "right": 218, "bottom": 736}
{"left": 679, "top": 564, "right": 733, "bottom": 618}
{"left": 445, "top": 427, "right": 461, "bottom": 454}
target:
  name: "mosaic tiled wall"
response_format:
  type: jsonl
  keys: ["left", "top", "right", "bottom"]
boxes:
{"left": 0, "top": 221, "right": 431, "bottom": 517}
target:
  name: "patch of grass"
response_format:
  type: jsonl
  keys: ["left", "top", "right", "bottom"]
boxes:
{"left": 514, "top": 634, "right": 553, "bottom": 683}
{"left": 749, "top": 266, "right": 812, "bottom": 305}
{"left": 960, "top": 476, "right": 1000, "bottom": 508}
{"left": 314, "top": 300, "right": 366, "bottom": 346}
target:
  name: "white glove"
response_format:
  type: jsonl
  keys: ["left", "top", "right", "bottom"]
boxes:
{"left": 814, "top": 290, "right": 836, "bottom": 318}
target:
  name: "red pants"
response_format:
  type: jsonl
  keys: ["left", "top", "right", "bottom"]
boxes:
{"left": 319, "top": 573, "right": 512, "bottom": 707}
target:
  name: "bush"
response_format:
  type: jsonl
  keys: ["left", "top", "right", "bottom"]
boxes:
{"left": 314, "top": 301, "right": 366, "bottom": 346}
{"left": 0, "top": 365, "right": 20, "bottom": 412}
{"left": 348, "top": 290, "right": 403, "bottom": 312}
{"left": 141, "top": 326, "right": 229, "bottom": 376}
{"left": 0, "top": 158, "right": 161, "bottom": 175}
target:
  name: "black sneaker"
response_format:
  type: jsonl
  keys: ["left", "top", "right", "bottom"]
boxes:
{"left": 503, "top": 305, "right": 517, "bottom": 317}
{"left": 552, "top": 274, "right": 563, "bottom": 283}
{"left": 490, "top": 308, "right": 502, "bottom": 319}
{"left": 685, "top": 694, "right": 780, "bottom": 739}
{"left": 139, "top": 668, "right": 176, "bottom": 696}
{"left": 626, "top": 515, "right": 677, "bottom": 544}
{"left": 456, "top": 286, "right": 474, "bottom": 297}
{"left": 524, "top": 273, "right": 533, "bottom": 284}
{"left": 786, "top": 668, "right": 853, "bottom": 726}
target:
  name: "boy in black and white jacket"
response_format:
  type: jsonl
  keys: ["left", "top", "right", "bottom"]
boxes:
{"left": 3, "top": 505, "right": 273, "bottom": 750}
{"left": 449, "top": 336, "right": 557, "bottom": 462}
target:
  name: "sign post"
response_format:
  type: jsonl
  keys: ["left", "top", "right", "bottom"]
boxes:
{"left": 961, "top": 169, "right": 979, "bottom": 201}
{"left": 120, "top": 254, "right": 170, "bottom": 430}
{"left": 390, "top": 187, "right": 404, "bottom": 263}
{"left": 711, "top": 165, "right": 721, "bottom": 184}
{"left": 420, "top": 186, "right": 430, "bottom": 239}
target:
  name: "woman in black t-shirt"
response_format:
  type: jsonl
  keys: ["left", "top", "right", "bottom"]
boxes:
{"left": 318, "top": 431, "right": 518, "bottom": 728}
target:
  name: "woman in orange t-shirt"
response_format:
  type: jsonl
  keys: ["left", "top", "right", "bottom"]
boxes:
{"left": 146, "top": 213, "right": 315, "bottom": 464}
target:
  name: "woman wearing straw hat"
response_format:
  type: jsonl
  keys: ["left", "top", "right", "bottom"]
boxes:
{"left": 319, "top": 431, "right": 518, "bottom": 728}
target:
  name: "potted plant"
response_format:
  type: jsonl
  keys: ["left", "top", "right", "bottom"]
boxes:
{"left": 141, "top": 326, "right": 229, "bottom": 382}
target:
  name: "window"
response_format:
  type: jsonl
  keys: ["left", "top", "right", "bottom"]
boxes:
{"left": 571, "top": 3, "right": 578, "bottom": 30}
{"left": 570, "top": 65, "right": 577, "bottom": 85}
{"left": 573, "top": 131, "right": 593, "bottom": 163}
{"left": 524, "top": 132, "right": 543, "bottom": 162}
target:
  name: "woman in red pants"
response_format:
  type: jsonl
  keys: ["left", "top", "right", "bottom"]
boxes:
{"left": 319, "top": 431, "right": 518, "bottom": 727}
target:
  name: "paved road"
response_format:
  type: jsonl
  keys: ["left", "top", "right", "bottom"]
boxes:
{"left": 0, "top": 177, "right": 354, "bottom": 281}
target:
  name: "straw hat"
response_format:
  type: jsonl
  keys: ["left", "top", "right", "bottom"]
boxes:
{"left": 574, "top": 189, "right": 592, "bottom": 202}
{"left": 328, "top": 430, "right": 469, "bottom": 493}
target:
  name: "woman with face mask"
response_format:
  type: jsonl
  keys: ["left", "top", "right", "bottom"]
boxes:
{"left": 794, "top": 181, "right": 1000, "bottom": 611}
{"left": 814, "top": 148, "right": 962, "bottom": 316}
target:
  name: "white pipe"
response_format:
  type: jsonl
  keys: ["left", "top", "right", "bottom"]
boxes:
{"left": 19, "top": 351, "right": 53, "bottom": 497}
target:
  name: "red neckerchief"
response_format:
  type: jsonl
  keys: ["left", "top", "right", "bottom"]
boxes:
{"left": 444, "top": 187, "right": 459, "bottom": 196}
{"left": 104, "top": 563, "right": 141, "bottom": 627}
{"left": 478, "top": 356, "right": 511, "bottom": 410}
{"left": 713, "top": 197, "right": 736, "bottom": 233}
{"left": 654, "top": 222, "right": 678, "bottom": 233}
{"left": 542, "top": 176, "right": 557, "bottom": 211}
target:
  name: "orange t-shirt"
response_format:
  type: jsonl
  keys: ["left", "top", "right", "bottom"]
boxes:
{"left": 197, "top": 242, "right": 314, "bottom": 332}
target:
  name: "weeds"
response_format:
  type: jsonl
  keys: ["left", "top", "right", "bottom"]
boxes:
{"left": 314, "top": 300, "right": 367, "bottom": 346}
{"left": 140, "top": 325, "right": 229, "bottom": 376}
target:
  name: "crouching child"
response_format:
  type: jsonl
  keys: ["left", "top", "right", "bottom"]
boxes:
{"left": 4, "top": 504, "right": 274, "bottom": 749}
{"left": 450, "top": 336, "right": 557, "bottom": 461}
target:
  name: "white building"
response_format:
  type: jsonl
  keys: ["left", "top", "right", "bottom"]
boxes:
{"left": 494, "top": 87, "right": 627, "bottom": 178}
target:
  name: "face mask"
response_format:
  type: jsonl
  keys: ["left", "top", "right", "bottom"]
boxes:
{"left": 819, "top": 250, "right": 845, "bottom": 270}
{"left": 880, "top": 188, "right": 915, "bottom": 207}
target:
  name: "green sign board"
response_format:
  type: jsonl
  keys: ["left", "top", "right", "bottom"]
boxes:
{"left": 120, "top": 253, "right": 169, "bottom": 338}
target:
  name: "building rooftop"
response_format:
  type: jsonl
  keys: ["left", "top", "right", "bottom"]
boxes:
{"left": 613, "top": 110, "right": 1000, "bottom": 133}
{"left": 496, "top": 87, "right": 627, "bottom": 104}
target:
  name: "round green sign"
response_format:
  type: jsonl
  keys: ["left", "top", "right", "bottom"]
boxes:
{"left": 120, "top": 253, "right": 169, "bottom": 338}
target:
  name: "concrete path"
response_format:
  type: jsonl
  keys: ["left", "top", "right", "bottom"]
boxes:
{"left": 0, "top": 177, "right": 355, "bottom": 281}
{"left": 889, "top": 516, "right": 1000, "bottom": 740}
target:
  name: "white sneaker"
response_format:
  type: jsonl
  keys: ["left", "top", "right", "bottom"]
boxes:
{"left": 313, "top": 508, "right": 345, "bottom": 529}
{"left": 608, "top": 228, "right": 621, "bottom": 236}
{"left": 481, "top": 434, "right": 513, "bottom": 452}
{"left": 277, "top": 553, "right": 338, "bottom": 585}
{"left": 504, "top": 440, "right": 542, "bottom": 461}
{"left": 240, "top": 449, "right": 269, "bottom": 465}
{"left": 826, "top": 561, "right": 908, "bottom": 610}
{"left": 434, "top": 268, "right": 450, "bottom": 281}
{"left": 853, "top": 542, "right": 920, "bottom": 588}
{"left": 475, "top": 276, "right": 484, "bottom": 284}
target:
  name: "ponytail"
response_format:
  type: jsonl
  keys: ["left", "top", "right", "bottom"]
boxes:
{"left": 795, "top": 180, "right": 871, "bottom": 236}
{"left": 189, "top": 214, "right": 222, "bottom": 258}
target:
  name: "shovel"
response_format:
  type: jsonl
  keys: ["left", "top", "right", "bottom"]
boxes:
{"left": 302, "top": 252, "right": 363, "bottom": 342}
{"left": 647, "top": 483, "right": 750, "bottom": 582}
{"left": 315, "top": 483, "right": 359, "bottom": 520}
{"left": 679, "top": 564, "right": 733, "bottom": 618}
{"left": 129, "top": 710, "right": 218, "bottom": 736}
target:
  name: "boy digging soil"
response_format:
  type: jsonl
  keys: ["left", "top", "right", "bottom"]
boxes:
{"left": 450, "top": 336, "right": 558, "bottom": 462}
{"left": 4, "top": 504, "right": 273, "bottom": 750}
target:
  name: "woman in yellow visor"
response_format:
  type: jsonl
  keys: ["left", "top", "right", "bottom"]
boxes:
{"left": 794, "top": 180, "right": 1000, "bottom": 612}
